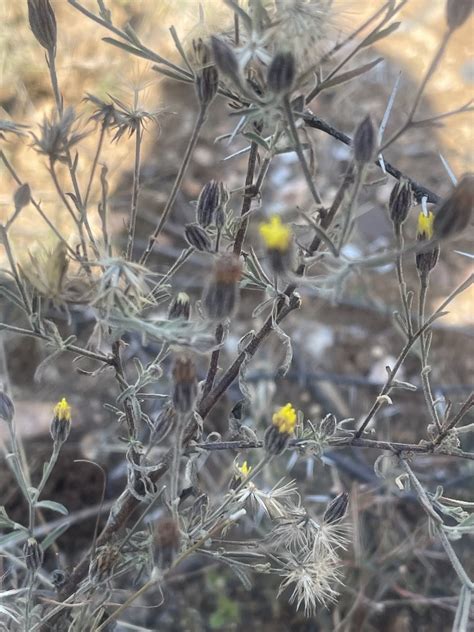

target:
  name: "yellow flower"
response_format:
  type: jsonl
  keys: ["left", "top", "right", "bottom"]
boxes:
{"left": 417, "top": 211, "right": 435, "bottom": 240}
{"left": 272, "top": 403, "right": 297, "bottom": 434}
{"left": 238, "top": 460, "right": 252, "bottom": 478}
{"left": 259, "top": 216, "right": 292, "bottom": 252}
{"left": 53, "top": 398, "right": 71, "bottom": 422}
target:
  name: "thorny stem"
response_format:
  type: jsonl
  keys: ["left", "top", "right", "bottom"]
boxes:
{"left": 355, "top": 274, "right": 474, "bottom": 438}
{"left": 283, "top": 97, "right": 321, "bottom": 205}
{"left": 432, "top": 393, "right": 474, "bottom": 449}
{"left": 394, "top": 224, "right": 413, "bottom": 337}
{"left": 95, "top": 511, "right": 246, "bottom": 631}
{"left": 233, "top": 140, "right": 260, "bottom": 256}
{"left": 139, "top": 106, "right": 207, "bottom": 266}
{"left": 418, "top": 273, "right": 442, "bottom": 432}
{"left": 84, "top": 121, "right": 107, "bottom": 209}
{"left": 125, "top": 129, "right": 143, "bottom": 261}
{"left": 202, "top": 323, "right": 225, "bottom": 399}
{"left": 401, "top": 460, "right": 474, "bottom": 598}
{"left": 380, "top": 29, "right": 453, "bottom": 152}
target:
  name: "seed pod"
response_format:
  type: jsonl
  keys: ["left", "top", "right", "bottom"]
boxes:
{"left": 389, "top": 178, "right": 413, "bottom": 227}
{"left": 353, "top": 114, "right": 376, "bottom": 165}
{"left": 196, "top": 64, "right": 219, "bottom": 108}
{"left": 50, "top": 398, "right": 71, "bottom": 444}
{"left": 446, "top": 0, "right": 473, "bottom": 31}
{"left": 323, "top": 492, "right": 349, "bottom": 524}
{"left": 13, "top": 183, "right": 31, "bottom": 212}
{"left": 416, "top": 211, "right": 439, "bottom": 276}
{"left": 172, "top": 356, "right": 198, "bottom": 414}
{"left": 433, "top": 173, "right": 474, "bottom": 239}
{"left": 0, "top": 391, "right": 14, "bottom": 425}
{"left": 27, "top": 0, "right": 57, "bottom": 54}
{"left": 185, "top": 223, "right": 212, "bottom": 251}
{"left": 202, "top": 254, "right": 241, "bottom": 320}
{"left": 193, "top": 38, "right": 211, "bottom": 67}
{"left": 197, "top": 180, "right": 221, "bottom": 227}
{"left": 264, "top": 424, "right": 291, "bottom": 455}
{"left": 23, "top": 537, "right": 44, "bottom": 573}
{"left": 211, "top": 36, "right": 240, "bottom": 85}
{"left": 168, "top": 292, "right": 191, "bottom": 320}
{"left": 267, "top": 51, "right": 295, "bottom": 94}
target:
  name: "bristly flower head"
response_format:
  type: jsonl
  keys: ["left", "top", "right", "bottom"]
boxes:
{"left": 416, "top": 210, "right": 439, "bottom": 276}
{"left": 31, "top": 107, "right": 86, "bottom": 163}
{"left": 109, "top": 93, "right": 161, "bottom": 141}
{"left": 278, "top": 550, "right": 342, "bottom": 615}
{"left": 237, "top": 460, "right": 252, "bottom": 478}
{"left": 259, "top": 216, "right": 292, "bottom": 252}
{"left": 265, "top": 403, "right": 297, "bottom": 455}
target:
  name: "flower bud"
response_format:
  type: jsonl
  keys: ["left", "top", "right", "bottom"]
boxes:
{"left": 267, "top": 51, "right": 295, "bottom": 94}
{"left": 197, "top": 180, "right": 222, "bottom": 227}
{"left": 172, "top": 356, "right": 198, "bottom": 414}
{"left": 23, "top": 537, "right": 44, "bottom": 573}
{"left": 353, "top": 114, "right": 376, "bottom": 165}
{"left": 264, "top": 403, "right": 297, "bottom": 456}
{"left": 185, "top": 223, "right": 213, "bottom": 251}
{"left": 13, "top": 183, "right": 31, "bottom": 212}
{"left": 0, "top": 390, "right": 15, "bottom": 425}
{"left": 259, "top": 215, "right": 293, "bottom": 274}
{"left": 415, "top": 211, "right": 439, "bottom": 276}
{"left": 168, "top": 292, "right": 191, "bottom": 320}
{"left": 433, "top": 173, "right": 474, "bottom": 239}
{"left": 446, "top": 0, "right": 473, "bottom": 31}
{"left": 50, "top": 397, "right": 71, "bottom": 444}
{"left": 202, "top": 254, "right": 241, "bottom": 320}
{"left": 27, "top": 0, "right": 57, "bottom": 54}
{"left": 264, "top": 424, "right": 291, "bottom": 455}
{"left": 323, "top": 492, "right": 349, "bottom": 524}
{"left": 389, "top": 178, "right": 413, "bottom": 227}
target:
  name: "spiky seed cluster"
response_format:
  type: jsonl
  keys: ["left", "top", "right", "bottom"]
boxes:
{"left": 168, "top": 292, "right": 191, "bottom": 320}
{"left": 433, "top": 173, "right": 474, "bottom": 239}
{"left": 416, "top": 210, "right": 439, "bottom": 276}
{"left": 50, "top": 397, "right": 72, "bottom": 444}
{"left": 353, "top": 114, "right": 376, "bottom": 165}
{"left": 389, "top": 178, "right": 413, "bottom": 227}
{"left": 23, "top": 537, "right": 44, "bottom": 573}
{"left": 264, "top": 403, "right": 297, "bottom": 455}
{"left": 267, "top": 51, "right": 295, "bottom": 94}
{"left": 446, "top": 0, "right": 473, "bottom": 30}
{"left": 27, "top": 0, "right": 57, "bottom": 54}
{"left": 184, "top": 223, "right": 213, "bottom": 251}
{"left": 0, "top": 391, "right": 15, "bottom": 425}
{"left": 259, "top": 215, "right": 293, "bottom": 273}
{"left": 172, "top": 356, "right": 198, "bottom": 414}
{"left": 202, "top": 254, "right": 241, "bottom": 320}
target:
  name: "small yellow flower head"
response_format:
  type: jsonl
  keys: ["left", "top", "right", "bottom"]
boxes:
{"left": 417, "top": 211, "right": 435, "bottom": 241}
{"left": 51, "top": 397, "right": 71, "bottom": 444}
{"left": 259, "top": 216, "right": 292, "bottom": 252}
{"left": 53, "top": 397, "right": 71, "bottom": 422}
{"left": 272, "top": 403, "right": 297, "bottom": 435}
{"left": 238, "top": 461, "right": 252, "bottom": 478}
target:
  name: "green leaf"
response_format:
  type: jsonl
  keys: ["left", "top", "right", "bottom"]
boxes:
{"left": 318, "top": 58, "right": 384, "bottom": 92}
{"left": 41, "top": 523, "right": 69, "bottom": 551}
{"left": 35, "top": 500, "right": 69, "bottom": 516}
{"left": 242, "top": 132, "right": 270, "bottom": 152}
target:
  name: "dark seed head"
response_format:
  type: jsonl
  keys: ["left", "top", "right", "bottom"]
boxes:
{"left": 323, "top": 492, "right": 349, "bottom": 524}
{"left": 210, "top": 36, "right": 240, "bottom": 85}
{"left": 27, "top": 0, "right": 57, "bottom": 54}
{"left": 185, "top": 223, "right": 213, "bottom": 251}
{"left": 433, "top": 173, "right": 474, "bottom": 239}
{"left": 168, "top": 292, "right": 191, "bottom": 320}
{"left": 0, "top": 391, "right": 15, "bottom": 425}
{"left": 353, "top": 114, "right": 376, "bottom": 165}
{"left": 13, "top": 183, "right": 31, "bottom": 212}
{"left": 389, "top": 178, "right": 413, "bottom": 227}
{"left": 23, "top": 537, "right": 44, "bottom": 573}
{"left": 446, "top": 0, "right": 473, "bottom": 31}
{"left": 172, "top": 356, "right": 198, "bottom": 414}
{"left": 267, "top": 51, "right": 295, "bottom": 94}
{"left": 197, "top": 180, "right": 222, "bottom": 227}
{"left": 264, "top": 424, "right": 291, "bottom": 455}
